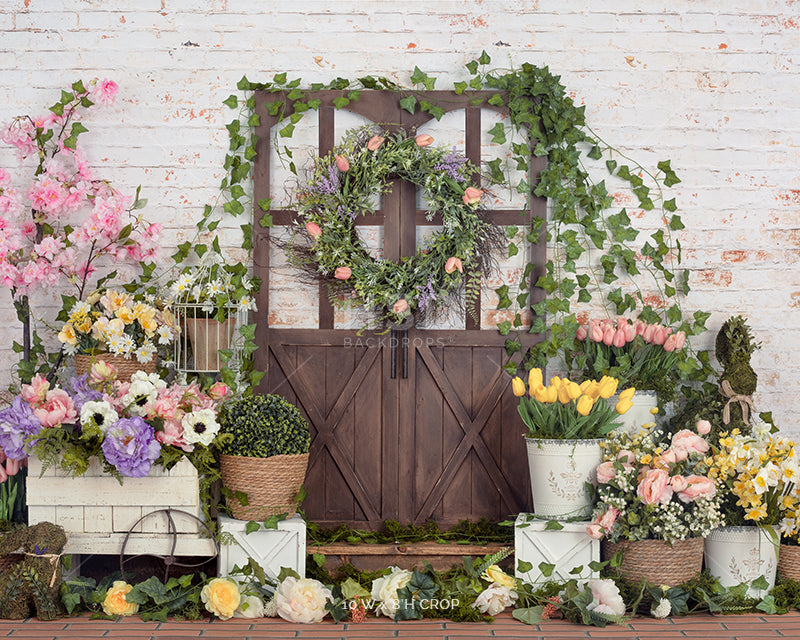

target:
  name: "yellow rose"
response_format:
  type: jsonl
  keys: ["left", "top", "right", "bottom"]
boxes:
{"left": 57, "top": 323, "right": 77, "bottom": 346}
{"left": 102, "top": 580, "right": 139, "bottom": 617}
{"left": 201, "top": 577, "right": 241, "bottom": 620}
{"left": 618, "top": 387, "right": 635, "bottom": 402}
{"left": 481, "top": 564, "right": 516, "bottom": 589}
{"left": 528, "top": 368, "right": 543, "bottom": 390}
{"left": 576, "top": 394, "right": 594, "bottom": 417}
{"left": 511, "top": 377, "right": 526, "bottom": 397}
{"left": 115, "top": 306, "right": 136, "bottom": 325}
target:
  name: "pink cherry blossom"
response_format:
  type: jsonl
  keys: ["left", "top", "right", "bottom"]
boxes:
{"left": 93, "top": 79, "right": 119, "bottom": 106}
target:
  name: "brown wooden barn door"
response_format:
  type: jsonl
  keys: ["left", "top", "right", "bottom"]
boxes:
{"left": 252, "top": 90, "right": 544, "bottom": 528}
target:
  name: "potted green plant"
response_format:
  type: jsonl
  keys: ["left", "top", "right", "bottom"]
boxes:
{"left": 512, "top": 369, "right": 632, "bottom": 519}
{"left": 218, "top": 394, "right": 310, "bottom": 520}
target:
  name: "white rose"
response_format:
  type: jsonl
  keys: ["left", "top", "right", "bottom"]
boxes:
{"left": 275, "top": 577, "right": 331, "bottom": 624}
{"left": 233, "top": 594, "right": 266, "bottom": 618}
{"left": 586, "top": 578, "right": 626, "bottom": 617}
{"left": 472, "top": 584, "right": 517, "bottom": 616}
{"left": 371, "top": 566, "right": 412, "bottom": 619}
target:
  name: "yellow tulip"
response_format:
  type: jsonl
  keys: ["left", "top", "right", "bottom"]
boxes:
{"left": 545, "top": 385, "right": 558, "bottom": 403}
{"left": 598, "top": 376, "right": 619, "bottom": 399}
{"left": 583, "top": 381, "right": 600, "bottom": 399}
{"left": 528, "top": 367, "right": 543, "bottom": 390}
{"left": 615, "top": 398, "right": 633, "bottom": 415}
{"left": 533, "top": 385, "right": 549, "bottom": 403}
{"left": 557, "top": 382, "right": 572, "bottom": 404}
{"left": 549, "top": 376, "right": 562, "bottom": 388}
{"left": 576, "top": 394, "right": 594, "bottom": 416}
{"left": 511, "top": 376, "right": 526, "bottom": 397}
{"left": 579, "top": 380, "right": 593, "bottom": 393}
{"left": 566, "top": 380, "right": 582, "bottom": 400}
{"left": 619, "top": 387, "right": 635, "bottom": 402}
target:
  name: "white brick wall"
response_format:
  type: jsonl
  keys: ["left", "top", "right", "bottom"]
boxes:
{"left": 1, "top": 1, "right": 799, "bottom": 433}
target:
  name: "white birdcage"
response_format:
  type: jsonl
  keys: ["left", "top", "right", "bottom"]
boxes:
{"left": 167, "top": 252, "right": 255, "bottom": 376}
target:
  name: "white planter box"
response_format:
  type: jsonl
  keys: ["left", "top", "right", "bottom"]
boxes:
{"left": 26, "top": 457, "right": 216, "bottom": 556}
{"left": 218, "top": 514, "right": 306, "bottom": 580}
{"left": 514, "top": 513, "right": 599, "bottom": 584}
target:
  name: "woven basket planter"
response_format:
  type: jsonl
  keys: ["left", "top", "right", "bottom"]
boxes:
{"left": 220, "top": 453, "right": 309, "bottom": 521}
{"left": 75, "top": 353, "right": 156, "bottom": 378}
{"left": 779, "top": 543, "right": 800, "bottom": 581}
{"left": 602, "top": 537, "right": 704, "bottom": 586}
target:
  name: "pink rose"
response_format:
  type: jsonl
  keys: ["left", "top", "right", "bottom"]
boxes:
{"left": 670, "top": 475, "right": 689, "bottom": 492}
{"left": 415, "top": 134, "right": 434, "bottom": 147}
{"left": 575, "top": 326, "right": 587, "bottom": 341}
{"left": 660, "top": 448, "right": 680, "bottom": 465}
{"left": 33, "top": 389, "right": 77, "bottom": 428}
{"left": 671, "top": 429, "right": 709, "bottom": 459}
{"left": 334, "top": 266, "right": 352, "bottom": 280}
{"left": 596, "top": 461, "right": 616, "bottom": 485}
{"left": 444, "top": 256, "right": 463, "bottom": 274}
{"left": 696, "top": 419, "right": 711, "bottom": 435}
{"left": 367, "top": 135, "right": 384, "bottom": 151}
{"left": 462, "top": 187, "right": 482, "bottom": 205}
{"left": 637, "top": 468, "right": 673, "bottom": 505}
{"left": 677, "top": 475, "right": 716, "bottom": 503}
{"left": 335, "top": 155, "right": 350, "bottom": 172}
{"left": 617, "top": 449, "right": 635, "bottom": 464}
{"left": 21, "top": 375, "right": 50, "bottom": 407}
{"left": 208, "top": 382, "right": 229, "bottom": 401}
{"left": 598, "top": 507, "right": 620, "bottom": 531}
{"left": 586, "top": 523, "right": 604, "bottom": 540}
{"left": 393, "top": 299, "right": 409, "bottom": 314}
{"left": 305, "top": 222, "right": 322, "bottom": 239}
{"left": 93, "top": 79, "right": 118, "bottom": 106}
{"left": 156, "top": 419, "right": 194, "bottom": 453}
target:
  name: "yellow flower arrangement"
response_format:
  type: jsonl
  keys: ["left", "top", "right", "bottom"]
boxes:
{"left": 513, "top": 369, "right": 632, "bottom": 439}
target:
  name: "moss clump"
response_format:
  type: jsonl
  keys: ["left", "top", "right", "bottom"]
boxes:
{"left": 218, "top": 394, "right": 309, "bottom": 457}
{"left": 772, "top": 578, "right": 800, "bottom": 612}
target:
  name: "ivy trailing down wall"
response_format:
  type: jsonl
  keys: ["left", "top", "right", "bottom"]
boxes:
{"left": 179, "top": 51, "right": 712, "bottom": 393}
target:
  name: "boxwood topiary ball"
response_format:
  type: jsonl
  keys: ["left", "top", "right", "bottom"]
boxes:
{"left": 219, "top": 394, "right": 310, "bottom": 458}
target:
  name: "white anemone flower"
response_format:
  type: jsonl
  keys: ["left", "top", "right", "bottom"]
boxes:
{"left": 182, "top": 409, "right": 220, "bottom": 446}
{"left": 79, "top": 400, "right": 119, "bottom": 435}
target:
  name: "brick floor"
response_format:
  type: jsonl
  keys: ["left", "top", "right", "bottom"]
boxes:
{"left": 0, "top": 611, "right": 799, "bottom": 639}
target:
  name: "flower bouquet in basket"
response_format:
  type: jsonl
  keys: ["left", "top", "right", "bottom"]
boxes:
{"left": 57, "top": 289, "right": 177, "bottom": 368}
{"left": 569, "top": 316, "right": 688, "bottom": 402}
{"left": 707, "top": 418, "right": 798, "bottom": 589}
{"left": 588, "top": 423, "right": 724, "bottom": 585}
{"left": 0, "top": 359, "right": 230, "bottom": 480}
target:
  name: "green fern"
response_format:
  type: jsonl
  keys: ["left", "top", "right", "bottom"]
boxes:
{"left": 475, "top": 546, "right": 513, "bottom": 575}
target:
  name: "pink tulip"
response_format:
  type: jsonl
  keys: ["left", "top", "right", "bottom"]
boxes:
{"left": 334, "top": 266, "right": 352, "bottom": 280}
{"left": 305, "top": 222, "right": 322, "bottom": 239}
{"left": 575, "top": 326, "right": 587, "bottom": 341}
{"left": 652, "top": 326, "right": 668, "bottom": 345}
{"left": 603, "top": 326, "right": 615, "bottom": 346}
{"left": 623, "top": 320, "right": 636, "bottom": 342}
{"left": 0, "top": 449, "right": 5, "bottom": 465}
{"left": 393, "top": 299, "right": 409, "bottom": 314}
{"left": 663, "top": 334, "right": 678, "bottom": 352}
{"left": 589, "top": 322, "right": 604, "bottom": 343}
{"left": 642, "top": 324, "right": 657, "bottom": 343}
{"left": 5, "top": 458, "right": 20, "bottom": 476}
{"left": 673, "top": 330, "right": 686, "bottom": 350}
{"left": 0, "top": 465, "right": 7, "bottom": 483}
{"left": 367, "top": 135, "right": 384, "bottom": 151}
{"left": 444, "top": 256, "right": 463, "bottom": 274}
{"left": 335, "top": 155, "right": 350, "bottom": 172}
{"left": 415, "top": 134, "right": 434, "bottom": 147}
{"left": 635, "top": 320, "right": 647, "bottom": 336}
{"left": 462, "top": 187, "right": 482, "bottom": 205}
{"left": 696, "top": 419, "right": 711, "bottom": 435}
{"left": 612, "top": 328, "right": 627, "bottom": 348}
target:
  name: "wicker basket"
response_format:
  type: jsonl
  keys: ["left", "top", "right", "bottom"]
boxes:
{"left": 220, "top": 453, "right": 309, "bottom": 520}
{"left": 602, "top": 537, "right": 704, "bottom": 586}
{"left": 75, "top": 353, "right": 156, "bottom": 378}
{"left": 779, "top": 543, "right": 800, "bottom": 581}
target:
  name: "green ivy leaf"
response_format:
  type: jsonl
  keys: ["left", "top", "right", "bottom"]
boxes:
{"left": 544, "top": 520, "right": 564, "bottom": 531}
{"left": 222, "top": 94, "right": 238, "bottom": 109}
{"left": 488, "top": 122, "right": 507, "bottom": 144}
{"left": 332, "top": 96, "right": 350, "bottom": 109}
{"left": 399, "top": 95, "right": 417, "bottom": 114}
{"left": 453, "top": 81, "right": 468, "bottom": 94}
{"left": 478, "top": 50, "right": 491, "bottom": 65}
{"left": 538, "top": 561, "right": 555, "bottom": 577}
{"left": 245, "top": 520, "right": 260, "bottom": 535}
{"left": 273, "top": 72, "right": 287, "bottom": 84}
{"left": 465, "top": 59, "right": 479, "bottom": 75}
{"left": 508, "top": 242, "right": 519, "bottom": 258}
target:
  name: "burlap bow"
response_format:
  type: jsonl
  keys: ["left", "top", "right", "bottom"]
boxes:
{"left": 719, "top": 379, "right": 756, "bottom": 425}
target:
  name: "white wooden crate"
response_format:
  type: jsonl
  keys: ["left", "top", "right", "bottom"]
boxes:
{"left": 218, "top": 514, "right": 306, "bottom": 580}
{"left": 514, "top": 513, "right": 599, "bottom": 584}
{"left": 27, "top": 457, "right": 215, "bottom": 556}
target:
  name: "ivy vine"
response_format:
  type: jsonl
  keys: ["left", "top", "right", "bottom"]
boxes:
{"left": 200, "top": 51, "right": 711, "bottom": 391}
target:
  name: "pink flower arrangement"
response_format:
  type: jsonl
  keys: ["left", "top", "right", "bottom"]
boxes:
{"left": 570, "top": 316, "right": 689, "bottom": 400}
{"left": 588, "top": 423, "right": 724, "bottom": 542}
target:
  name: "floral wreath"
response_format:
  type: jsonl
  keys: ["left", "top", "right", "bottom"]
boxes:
{"left": 288, "top": 125, "right": 506, "bottom": 326}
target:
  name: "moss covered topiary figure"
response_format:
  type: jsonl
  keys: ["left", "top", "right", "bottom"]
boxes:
{"left": 0, "top": 522, "right": 67, "bottom": 620}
